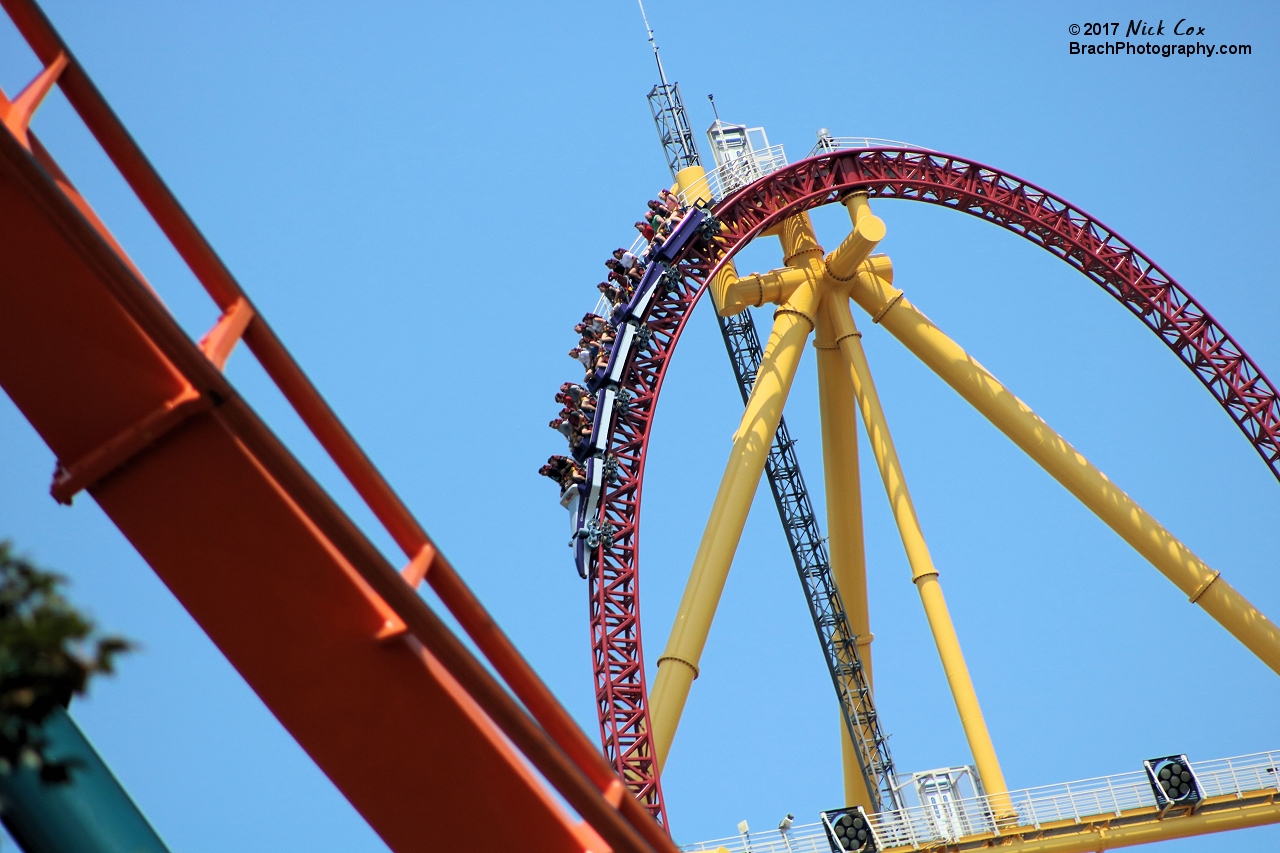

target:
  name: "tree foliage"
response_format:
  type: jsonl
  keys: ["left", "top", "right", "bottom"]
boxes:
{"left": 0, "top": 541, "right": 131, "bottom": 782}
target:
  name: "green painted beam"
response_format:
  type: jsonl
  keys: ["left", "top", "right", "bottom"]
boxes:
{"left": 0, "top": 707, "right": 171, "bottom": 853}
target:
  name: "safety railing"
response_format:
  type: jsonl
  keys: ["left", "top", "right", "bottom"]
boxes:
{"left": 806, "top": 137, "right": 931, "bottom": 158}
{"left": 1192, "top": 751, "right": 1280, "bottom": 797}
{"left": 677, "top": 144, "right": 789, "bottom": 204}
{"left": 679, "top": 823, "right": 830, "bottom": 853}
{"left": 679, "top": 750, "right": 1280, "bottom": 853}
{"left": 0, "top": 2, "right": 676, "bottom": 851}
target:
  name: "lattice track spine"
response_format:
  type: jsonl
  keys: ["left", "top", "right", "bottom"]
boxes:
{"left": 715, "top": 310, "right": 902, "bottom": 812}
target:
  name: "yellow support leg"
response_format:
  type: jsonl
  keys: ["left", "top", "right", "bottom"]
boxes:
{"left": 826, "top": 295, "right": 1011, "bottom": 806}
{"left": 649, "top": 280, "right": 824, "bottom": 769}
{"left": 844, "top": 260, "right": 1280, "bottom": 677}
{"left": 674, "top": 164, "right": 760, "bottom": 320}
{"left": 815, "top": 305, "right": 875, "bottom": 809}
{"left": 675, "top": 164, "right": 711, "bottom": 206}
{"left": 649, "top": 184, "right": 890, "bottom": 770}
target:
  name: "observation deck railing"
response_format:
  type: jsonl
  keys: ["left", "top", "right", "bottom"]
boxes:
{"left": 677, "top": 750, "right": 1280, "bottom": 853}
{"left": 676, "top": 144, "right": 789, "bottom": 205}
{"left": 670, "top": 139, "right": 941, "bottom": 207}
{"left": 806, "top": 137, "right": 932, "bottom": 158}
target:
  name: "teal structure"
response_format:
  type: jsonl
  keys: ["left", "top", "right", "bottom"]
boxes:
{"left": 0, "top": 707, "right": 171, "bottom": 853}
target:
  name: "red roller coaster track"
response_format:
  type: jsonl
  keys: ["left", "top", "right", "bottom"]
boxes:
{"left": 590, "top": 147, "right": 1280, "bottom": 822}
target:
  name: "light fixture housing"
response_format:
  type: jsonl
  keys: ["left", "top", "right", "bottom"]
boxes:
{"left": 1144, "top": 754, "right": 1204, "bottom": 811}
{"left": 821, "top": 806, "right": 878, "bottom": 853}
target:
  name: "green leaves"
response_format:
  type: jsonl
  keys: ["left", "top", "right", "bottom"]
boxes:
{"left": 0, "top": 542, "right": 132, "bottom": 783}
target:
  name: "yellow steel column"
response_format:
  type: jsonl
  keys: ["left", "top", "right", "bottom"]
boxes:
{"left": 648, "top": 182, "right": 889, "bottom": 769}
{"left": 674, "top": 165, "right": 710, "bottom": 205}
{"left": 676, "top": 165, "right": 751, "bottom": 324}
{"left": 827, "top": 294, "right": 1011, "bottom": 803}
{"left": 649, "top": 279, "right": 824, "bottom": 769}
{"left": 815, "top": 304, "right": 875, "bottom": 809}
{"left": 843, "top": 262, "right": 1280, "bottom": 677}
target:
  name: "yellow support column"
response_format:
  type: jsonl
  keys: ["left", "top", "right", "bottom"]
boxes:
{"left": 826, "top": 295, "right": 1011, "bottom": 805}
{"left": 675, "top": 165, "right": 710, "bottom": 206}
{"left": 649, "top": 279, "right": 824, "bottom": 769}
{"left": 648, "top": 182, "right": 888, "bottom": 769}
{"left": 815, "top": 306, "right": 875, "bottom": 809}
{"left": 843, "top": 261, "right": 1280, "bottom": 677}
{"left": 679, "top": 165, "right": 752, "bottom": 323}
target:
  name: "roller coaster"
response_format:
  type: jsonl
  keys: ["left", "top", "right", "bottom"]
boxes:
{"left": 554, "top": 140, "right": 1280, "bottom": 853}
{"left": 549, "top": 10, "right": 1280, "bottom": 853}
{"left": 0, "top": 0, "right": 1276, "bottom": 851}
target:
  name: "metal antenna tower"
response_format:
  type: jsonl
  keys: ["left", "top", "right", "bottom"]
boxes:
{"left": 638, "top": 0, "right": 700, "bottom": 178}
{"left": 634, "top": 6, "right": 902, "bottom": 813}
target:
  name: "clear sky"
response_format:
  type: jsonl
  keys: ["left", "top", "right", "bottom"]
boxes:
{"left": 1, "top": 1, "right": 1278, "bottom": 851}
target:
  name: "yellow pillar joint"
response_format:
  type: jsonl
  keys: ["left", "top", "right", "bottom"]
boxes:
{"left": 774, "top": 304, "right": 817, "bottom": 332}
{"left": 655, "top": 653, "right": 700, "bottom": 679}
{"left": 1188, "top": 570, "right": 1221, "bottom": 604}
{"left": 826, "top": 214, "right": 887, "bottom": 281}
{"left": 717, "top": 265, "right": 811, "bottom": 317}
{"left": 779, "top": 212, "right": 824, "bottom": 267}
{"left": 850, "top": 264, "right": 903, "bottom": 323}
{"left": 844, "top": 192, "right": 872, "bottom": 225}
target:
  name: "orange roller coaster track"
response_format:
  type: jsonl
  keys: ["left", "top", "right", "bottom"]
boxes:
{"left": 0, "top": 2, "right": 681, "bottom": 852}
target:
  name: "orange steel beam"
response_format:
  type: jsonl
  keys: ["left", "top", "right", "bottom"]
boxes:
{"left": 0, "top": 3, "right": 677, "bottom": 852}
{"left": 0, "top": 118, "right": 615, "bottom": 853}
{"left": 0, "top": 17, "right": 665, "bottom": 845}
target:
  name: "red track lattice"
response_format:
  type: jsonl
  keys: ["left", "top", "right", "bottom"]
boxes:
{"left": 589, "top": 148, "right": 1280, "bottom": 825}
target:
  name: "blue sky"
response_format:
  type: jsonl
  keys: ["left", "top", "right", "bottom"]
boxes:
{"left": 1, "top": 1, "right": 1278, "bottom": 851}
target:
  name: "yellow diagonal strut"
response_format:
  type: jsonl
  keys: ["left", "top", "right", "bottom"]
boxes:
{"left": 837, "top": 214, "right": 1280, "bottom": 676}
{"left": 649, "top": 259, "right": 821, "bottom": 770}
{"left": 649, "top": 209, "right": 886, "bottom": 769}
{"left": 824, "top": 291, "right": 1011, "bottom": 810}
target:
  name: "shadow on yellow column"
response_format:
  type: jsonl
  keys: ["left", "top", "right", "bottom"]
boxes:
{"left": 815, "top": 304, "right": 876, "bottom": 810}
{"left": 844, "top": 255, "right": 1280, "bottom": 678}
{"left": 649, "top": 280, "right": 823, "bottom": 768}
{"left": 826, "top": 294, "right": 1013, "bottom": 816}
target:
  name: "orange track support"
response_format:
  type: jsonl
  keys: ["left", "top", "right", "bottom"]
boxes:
{"left": 0, "top": 113, "right": 583, "bottom": 853}
{"left": 0, "top": 3, "right": 679, "bottom": 852}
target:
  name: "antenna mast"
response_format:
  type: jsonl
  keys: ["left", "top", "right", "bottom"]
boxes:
{"left": 638, "top": 0, "right": 700, "bottom": 179}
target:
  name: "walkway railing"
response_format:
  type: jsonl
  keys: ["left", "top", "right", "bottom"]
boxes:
{"left": 677, "top": 144, "right": 789, "bottom": 204}
{"left": 680, "top": 822, "right": 830, "bottom": 853}
{"left": 806, "top": 137, "right": 931, "bottom": 158}
{"left": 679, "top": 750, "right": 1280, "bottom": 853}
